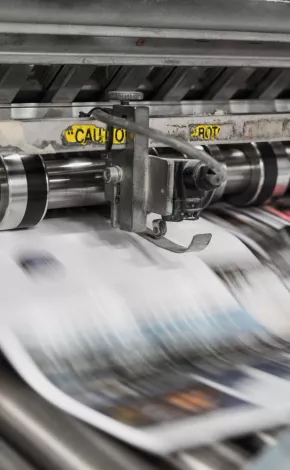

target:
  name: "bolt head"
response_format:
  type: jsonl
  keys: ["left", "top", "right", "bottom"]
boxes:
{"left": 103, "top": 166, "right": 123, "bottom": 184}
{"left": 103, "top": 169, "right": 111, "bottom": 183}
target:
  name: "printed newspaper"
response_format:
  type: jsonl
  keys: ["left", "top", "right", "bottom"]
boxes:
{"left": 1, "top": 211, "right": 290, "bottom": 454}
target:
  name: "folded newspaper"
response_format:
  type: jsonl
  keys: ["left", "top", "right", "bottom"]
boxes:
{"left": 1, "top": 210, "right": 290, "bottom": 454}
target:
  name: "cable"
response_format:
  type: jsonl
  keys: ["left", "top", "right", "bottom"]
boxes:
{"left": 84, "top": 108, "right": 227, "bottom": 184}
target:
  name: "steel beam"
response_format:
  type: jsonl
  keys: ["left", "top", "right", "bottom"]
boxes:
{"left": 42, "top": 65, "right": 96, "bottom": 103}
{"left": 0, "top": 65, "right": 32, "bottom": 103}
{"left": 0, "top": 0, "right": 289, "bottom": 39}
{"left": 0, "top": 100, "right": 290, "bottom": 121}
{"left": 251, "top": 69, "right": 290, "bottom": 100}
{"left": 1, "top": 35, "right": 290, "bottom": 67}
{"left": 154, "top": 67, "right": 204, "bottom": 101}
{"left": 204, "top": 67, "right": 254, "bottom": 100}
{"left": 0, "top": 112, "right": 289, "bottom": 154}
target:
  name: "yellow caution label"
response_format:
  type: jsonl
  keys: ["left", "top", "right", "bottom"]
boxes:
{"left": 62, "top": 124, "right": 127, "bottom": 146}
{"left": 190, "top": 124, "right": 221, "bottom": 141}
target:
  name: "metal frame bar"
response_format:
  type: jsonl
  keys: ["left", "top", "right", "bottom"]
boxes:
{"left": 1, "top": 35, "right": 290, "bottom": 67}
{"left": 0, "top": 64, "right": 32, "bottom": 103}
{"left": 41, "top": 65, "right": 96, "bottom": 103}
{"left": 204, "top": 67, "right": 254, "bottom": 100}
{"left": 0, "top": 25, "right": 289, "bottom": 42}
{"left": 2, "top": 100, "right": 290, "bottom": 120}
{"left": 153, "top": 67, "right": 204, "bottom": 101}
{"left": 1, "top": 111, "right": 290, "bottom": 155}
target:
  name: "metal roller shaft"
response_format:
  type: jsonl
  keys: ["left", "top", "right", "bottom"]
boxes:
{"left": 0, "top": 152, "right": 106, "bottom": 231}
{"left": 43, "top": 142, "right": 290, "bottom": 209}
{"left": 0, "top": 142, "right": 289, "bottom": 231}
{"left": 223, "top": 147, "right": 252, "bottom": 195}
{"left": 0, "top": 370, "right": 160, "bottom": 470}
{"left": 0, "top": 438, "right": 36, "bottom": 470}
{"left": 215, "top": 142, "right": 290, "bottom": 205}
{"left": 172, "top": 443, "right": 249, "bottom": 470}
{"left": 37, "top": 148, "right": 254, "bottom": 206}
{"left": 44, "top": 153, "right": 105, "bottom": 210}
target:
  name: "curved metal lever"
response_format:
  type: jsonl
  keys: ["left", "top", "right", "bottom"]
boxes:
{"left": 140, "top": 230, "right": 212, "bottom": 253}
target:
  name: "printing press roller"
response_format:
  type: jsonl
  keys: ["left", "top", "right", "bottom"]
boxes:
{"left": 0, "top": 368, "right": 286, "bottom": 470}
{"left": 0, "top": 141, "right": 289, "bottom": 231}
{"left": 0, "top": 438, "right": 36, "bottom": 470}
{"left": 1, "top": 1, "right": 290, "bottom": 469}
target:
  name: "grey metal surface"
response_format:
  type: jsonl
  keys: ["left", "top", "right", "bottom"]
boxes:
{"left": 226, "top": 144, "right": 265, "bottom": 206}
{"left": 110, "top": 105, "right": 150, "bottom": 232}
{"left": 105, "top": 67, "right": 153, "bottom": 97}
{"left": 1, "top": 112, "right": 290, "bottom": 156}
{"left": 222, "top": 147, "right": 252, "bottom": 195}
{"left": 0, "top": 58, "right": 287, "bottom": 108}
{"left": 0, "top": 62, "right": 288, "bottom": 110}
{"left": 204, "top": 68, "right": 254, "bottom": 101}
{"left": 0, "top": 0, "right": 289, "bottom": 37}
{"left": 42, "top": 65, "right": 97, "bottom": 104}
{"left": 1, "top": 36, "right": 290, "bottom": 67}
{"left": 154, "top": 67, "right": 204, "bottom": 101}
{"left": 173, "top": 443, "right": 249, "bottom": 470}
{"left": 3, "top": 100, "right": 290, "bottom": 121}
{"left": 0, "top": 153, "right": 105, "bottom": 229}
{"left": 270, "top": 142, "right": 290, "bottom": 197}
{"left": 147, "top": 155, "right": 174, "bottom": 215}
{"left": 0, "top": 65, "right": 32, "bottom": 103}
{"left": 0, "top": 140, "right": 286, "bottom": 231}
{"left": 251, "top": 69, "right": 290, "bottom": 100}
{"left": 0, "top": 370, "right": 161, "bottom": 470}
{"left": 45, "top": 154, "right": 105, "bottom": 209}
{"left": 0, "top": 154, "right": 28, "bottom": 229}
{"left": 0, "top": 438, "right": 36, "bottom": 470}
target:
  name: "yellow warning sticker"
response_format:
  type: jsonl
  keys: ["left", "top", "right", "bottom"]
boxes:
{"left": 62, "top": 124, "right": 127, "bottom": 146}
{"left": 190, "top": 124, "right": 221, "bottom": 141}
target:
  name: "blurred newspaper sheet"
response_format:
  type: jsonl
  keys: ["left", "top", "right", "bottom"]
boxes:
{"left": 1, "top": 213, "right": 290, "bottom": 453}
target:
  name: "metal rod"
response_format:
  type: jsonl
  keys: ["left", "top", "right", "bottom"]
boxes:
{"left": 43, "top": 142, "right": 290, "bottom": 211}
{"left": 44, "top": 153, "right": 106, "bottom": 209}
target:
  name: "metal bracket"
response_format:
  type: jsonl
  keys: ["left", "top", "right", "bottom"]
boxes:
{"left": 106, "top": 104, "right": 150, "bottom": 233}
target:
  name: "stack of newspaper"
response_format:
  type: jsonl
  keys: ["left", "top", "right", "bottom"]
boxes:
{"left": 1, "top": 206, "right": 290, "bottom": 455}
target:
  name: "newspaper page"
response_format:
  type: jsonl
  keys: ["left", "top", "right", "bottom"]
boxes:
{"left": 1, "top": 213, "right": 290, "bottom": 453}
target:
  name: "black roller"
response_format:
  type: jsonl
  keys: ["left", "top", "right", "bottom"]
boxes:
{"left": 226, "top": 144, "right": 264, "bottom": 207}
{"left": 254, "top": 143, "right": 278, "bottom": 206}
{"left": 18, "top": 154, "right": 49, "bottom": 229}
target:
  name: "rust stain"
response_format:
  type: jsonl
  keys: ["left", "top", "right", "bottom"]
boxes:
{"left": 136, "top": 38, "right": 146, "bottom": 46}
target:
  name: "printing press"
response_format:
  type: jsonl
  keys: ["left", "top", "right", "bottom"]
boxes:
{"left": 1, "top": 1, "right": 290, "bottom": 469}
